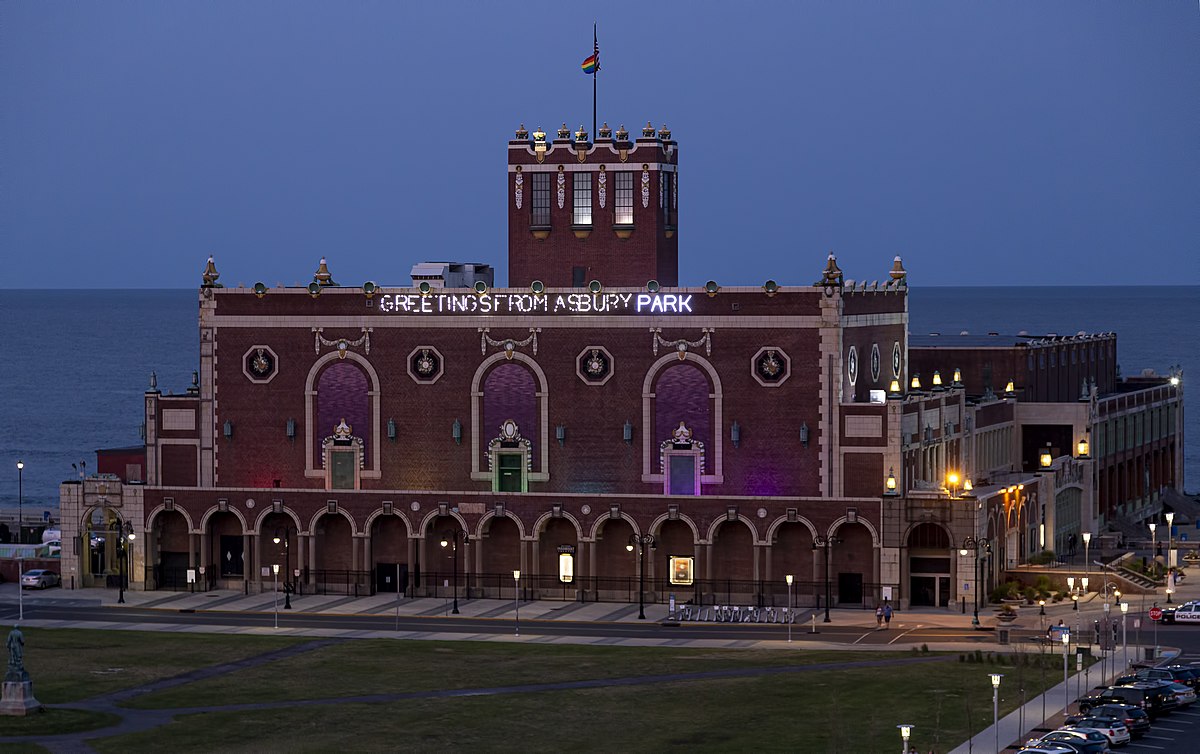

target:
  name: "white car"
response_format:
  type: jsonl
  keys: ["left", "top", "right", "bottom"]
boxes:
{"left": 20, "top": 569, "right": 61, "bottom": 589}
{"left": 1169, "top": 603, "right": 1200, "bottom": 623}
{"left": 1064, "top": 721, "right": 1130, "bottom": 748}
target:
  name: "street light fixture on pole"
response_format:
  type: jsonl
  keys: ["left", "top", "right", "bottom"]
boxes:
{"left": 1120, "top": 601, "right": 1129, "bottom": 671}
{"left": 272, "top": 526, "right": 298, "bottom": 609}
{"left": 626, "top": 533, "right": 656, "bottom": 620}
{"left": 785, "top": 574, "right": 794, "bottom": 643}
{"left": 1082, "top": 531, "right": 1092, "bottom": 584}
{"left": 961, "top": 537, "right": 991, "bottom": 627}
{"left": 1068, "top": 577, "right": 1077, "bottom": 610}
{"left": 272, "top": 563, "right": 280, "bottom": 629}
{"left": 896, "top": 724, "right": 913, "bottom": 754}
{"left": 1149, "top": 522, "right": 1157, "bottom": 566}
{"left": 1062, "top": 632, "right": 1071, "bottom": 713}
{"left": 1165, "top": 512, "right": 1175, "bottom": 603}
{"left": 110, "top": 519, "right": 135, "bottom": 604}
{"left": 991, "top": 673, "right": 1004, "bottom": 754}
{"left": 513, "top": 569, "right": 521, "bottom": 636}
{"left": 813, "top": 534, "right": 842, "bottom": 623}
{"left": 439, "top": 531, "right": 468, "bottom": 615}
{"left": 15, "top": 461, "right": 23, "bottom": 544}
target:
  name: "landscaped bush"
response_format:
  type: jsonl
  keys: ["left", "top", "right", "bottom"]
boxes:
{"left": 1028, "top": 550, "right": 1057, "bottom": 565}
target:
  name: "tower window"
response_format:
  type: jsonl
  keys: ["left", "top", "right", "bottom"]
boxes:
{"left": 573, "top": 172, "right": 592, "bottom": 226}
{"left": 531, "top": 173, "right": 551, "bottom": 227}
{"left": 615, "top": 172, "right": 634, "bottom": 225}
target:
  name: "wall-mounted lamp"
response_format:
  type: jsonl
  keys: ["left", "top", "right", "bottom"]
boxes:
{"left": 799, "top": 422, "right": 809, "bottom": 448}
{"left": 387, "top": 418, "right": 397, "bottom": 442}
{"left": 885, "top": 468, "right": 898, "bottom": 496}
{"left": 1076, "top": 435, "right": 1090, "bottom": 459}
{"left": 452, "top": 418, "right": 462, "bottom": 445}
{"left": 731, "top": 421, "right": 741, "bottom": 449}
{"left": 556, "top": 424, "right": 566, "bottom": 446}
{"left": 223, "top": 420, "right": 234, "bottom": 439}
{"left": 286, "top": 418, "right": 296, "bottom": 440}
{"left": 1039, "top": 444, "right": 1053, "bottom": 468}
{"left": 623, "top": 420, "right": 633, "bottom": 445}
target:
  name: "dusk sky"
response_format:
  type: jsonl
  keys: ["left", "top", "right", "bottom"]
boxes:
{"left": 3, "top": 2, "right": 1197, "bottom": 289}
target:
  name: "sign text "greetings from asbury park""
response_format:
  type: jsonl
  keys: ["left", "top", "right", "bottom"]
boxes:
{"left": 376, "top": 292, "right": 694, "bottom": 316}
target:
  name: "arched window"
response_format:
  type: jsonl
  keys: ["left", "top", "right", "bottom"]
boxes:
{"left": 315, "top": 361, "right": 369, "bottom": 489}
{"left": 654, "top": 363, "right": 712, "bottom": 495}
{"left": 483, "top": 362, "right": 538, "bottom": 492}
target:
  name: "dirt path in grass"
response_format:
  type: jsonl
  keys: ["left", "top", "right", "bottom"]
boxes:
{"left": 3, "top": 652, "right": 952, "bottom": 751}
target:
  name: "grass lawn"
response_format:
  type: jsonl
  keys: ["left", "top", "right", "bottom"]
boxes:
{"left": 0, "top": 710, "right": 119, "bottom": 739}
{"left": 2, "top": 628, "right": 1073, "bottom": 752}
{"left": 0, "top": 745, "right": 49, "bottom": 754}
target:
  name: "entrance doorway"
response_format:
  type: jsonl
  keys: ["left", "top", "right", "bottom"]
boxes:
{"left": 837, "top": 572, "right": 863, "bottom": 604}
{"left": 910, "top": 574, "right": 952, "bottom": 607}
{"left": 376, "top": 563, "right": 408, "bottom": 594}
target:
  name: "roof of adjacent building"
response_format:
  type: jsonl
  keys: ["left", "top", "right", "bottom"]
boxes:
{"left": 909, "top": 331, "right": 1115, "bottom": 348}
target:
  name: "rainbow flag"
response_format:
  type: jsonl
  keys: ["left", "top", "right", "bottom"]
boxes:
{"left": 581, "top": 53, "right": 598, "bottom": 75}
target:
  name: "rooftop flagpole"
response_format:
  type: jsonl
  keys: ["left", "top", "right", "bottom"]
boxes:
{"left": 593, "top": 22, "right": 599, "bottom": 139}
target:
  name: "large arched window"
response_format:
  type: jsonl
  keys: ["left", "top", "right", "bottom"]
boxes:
{"left": 315, "top": 361, "right": 369, "bottom": 489}
{"left": 648, "top": 360, "right": 718, "bottom": 494}
{"left": 482, "top": 362, "right": 539, "bottom": 492}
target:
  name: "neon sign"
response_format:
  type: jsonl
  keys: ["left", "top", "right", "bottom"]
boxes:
{"left": 376, "top": 292, "right": 694, "bottom": 315}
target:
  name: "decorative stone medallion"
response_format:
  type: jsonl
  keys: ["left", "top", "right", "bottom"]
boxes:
{"left": 847, "top": 346, "right": 859, "bottom": 387}
{"left": 870, "top": 343, "right": 881, "bottom": 384}
{"left": 751, "top": 346, "right": 790, "bottom": 387}
{"left": 892, "top": 341, "right": 902, "bottom": 379}
{"left": 576, "top": 346, "right": 615, "bottom": 385}
{"left": 243, "top": 345, "right": 279, "bottom": 384}
{"left": 407, "top": 346, "right": 444, "bottom": 385}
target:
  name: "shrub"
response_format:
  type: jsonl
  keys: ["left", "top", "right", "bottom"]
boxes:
{"left": 1028, "top": 550, "right": 1057, "bottom": 565}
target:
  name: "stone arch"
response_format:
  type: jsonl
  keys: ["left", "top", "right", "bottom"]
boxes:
{"left": 470, "top": 351, "right": 550, "bottom": 482}
{"left": 588, "top": 512, "right": 640, "bottom": 540}
{"left": 310, "top": 510, "right": 354, "bottom": 574}
{"left": 764, "top": 516, "right": 819, "bottom": 543}
{"left": 903, "top": 521, "right": 954, "bottom": 549}
{"left": 641, "top": 351, "right": 725, "bottom": 484}
{"left": 530, "top": 511, "right": 584, "bottom": 541}
{"left": 647, "top": 511, "right": 701, "bottom": 543}
{"left": 705, "top": 514, "right": 760, "bottom": 544}
{"left": 829, "top": 515, "right": 880, "bottom": 547}
{"left": 199, "top": 505, "right": 249, "bottom": 534}
{"left": 146, "top": 507, "right": 192, "bottom": 590}
{"left": 252, "top": 506, "right": 304, "bottom": 535}
{"left": 476, "top": 510, "right": 527, "bottom": 540}
{"left": 303, "top": 350, "right": 382, "bottom": 481}
{"left": 146, "top": 504, "right": 195, "bottom": 533}
{"left": 363, "top": 508, "right": 413, "bottom": 538}
{"left": 417, "top": 508, "right": 469, "bottom": 536}
{"left": 307, "top": 506, "right": 359, "bottom": 536}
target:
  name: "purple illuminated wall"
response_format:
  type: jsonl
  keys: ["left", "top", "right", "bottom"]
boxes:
{"left": 654, "top": 363, "right": 711, "bottom": 462}
{"left": 483, "top": 363, "right": 538, "bottom": 469}
{"left": 315, "top": 362, "right": 369, "bottom": 467}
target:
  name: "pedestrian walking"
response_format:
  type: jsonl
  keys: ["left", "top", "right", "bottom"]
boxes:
{"left": 883, "top": 603, "right": 893, "bottom": 629}
{"left": 875, "top": 604, "right": 884, "bottom": 628}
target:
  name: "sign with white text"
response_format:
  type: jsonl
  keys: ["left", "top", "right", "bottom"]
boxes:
{"left": 376, "top": 292, "right": 695, "bottom": 316}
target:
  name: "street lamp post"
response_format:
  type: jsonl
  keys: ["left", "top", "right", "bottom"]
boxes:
{"left": 961, "top": 537, "right": 991, "bottom": 627}
{"left": 813, "top": 535, "right": 841, "bottom": 623}
{"left": 439, "top": 531, "right": 468, "bottom": 615}
{"left": 1062, "top": 632, "right": 1071, "bottom": 713}
{"left": 991, "top": 673, "right": 1004, "bottom": 754}
{"left": 1120, "top": 601, "right": 1128, "bottom": 671}
{"left": 786, "top": 574, "right": 794, "bottom": 643}
{"left": 896, "top": 724, "right": 913, "bottom": 754}
{"left": 626, "top": 533, "right": 656, "bottom": 620}
{"left": 1082, "top": 531, "right": 1092, "bottom": 586}
{"left": 513, "top": 569, "right": 521, "bottom": 636}
{"left": 272, "top": 563, "right": 279, "bottom": 629}
{"left": 15, "top": 461, "right": 23, "bottom": 544}
{"left": 1165, "top": 512, "right": 1175, "bottom": 603}
{"left": 110, "top": 519, "right": 135, "bottom": 604}
{"left": 272, "top": 526, "right": 298, "bottom": 609}
{"left": 1068, "top": 576, "right": 1077, "bottom": 610}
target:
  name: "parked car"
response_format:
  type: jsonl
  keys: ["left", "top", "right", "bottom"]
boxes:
{"left": 1161, "top": 601, "right": 1200, "bottom": 624}
{"left": 20, "top": 569, "right": 61, "bottom": 589}
{"left": 1065, "top": 704, "right": 1151, "bottom": 739}
{"left": 1079, "top": 684, "right": 1177, "bottom": 718}
{"left": 1061, "top": 720, "right": 1130, "bottom": 748}
{"left": 1017, "top": 746, "right": 1077, "bottom": 754}
{"left": 1166, "top": 681, "right": 1196, "bottom": 707}
{"left": 1030, "top": 729, "right": 1111, "bottom": 753}
{"left": 1115, "top": 665, "right": 1200, "bottom": 690}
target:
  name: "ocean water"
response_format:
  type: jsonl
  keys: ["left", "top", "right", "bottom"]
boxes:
{"left": 0, "top": 286, "right": 1195, "bottom": 514}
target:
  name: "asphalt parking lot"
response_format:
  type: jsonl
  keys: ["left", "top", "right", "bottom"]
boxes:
{"left": 1118, "top": 652, "right": 1200, "bottom": 754}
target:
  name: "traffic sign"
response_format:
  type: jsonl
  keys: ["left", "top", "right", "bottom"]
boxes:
{"left": 1149, "top": 607, "right": 1163, "bottom": 621}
